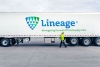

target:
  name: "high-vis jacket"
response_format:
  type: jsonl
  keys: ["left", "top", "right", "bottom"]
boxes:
{"left": 60, "top": 34, "right": 64, "bottom": 41}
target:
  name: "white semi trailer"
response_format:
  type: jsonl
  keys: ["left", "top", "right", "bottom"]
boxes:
{"left": 0, "top": 12, "right": 100, "bottom": 47}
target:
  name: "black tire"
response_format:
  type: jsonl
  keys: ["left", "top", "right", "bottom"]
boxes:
{"left": 65, "top": 37, "right": 70, "bottom": 43}
{"left": 0, "top": 38, "right": 10, "bottom": 47}
{"left": 12, "top": 39, "right": 16, "bottom": 45}
{"left": 93, "top": 38, "right": 100, "bottom": 46}
{"left": 81, "top": 38, "right": 91, "bottom": 46}
{"left": 69, "top": 37, "right": 78, "bottom": 46}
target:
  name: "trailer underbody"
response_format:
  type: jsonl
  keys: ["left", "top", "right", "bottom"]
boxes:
{"left": 0, "top": 37, "right": 100, "bottom": 47}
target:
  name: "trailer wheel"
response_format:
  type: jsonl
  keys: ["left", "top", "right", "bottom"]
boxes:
{"left": 12, "top": 38, "right": 16, "bottom": 45}
{"left": 69, "top": 37, "right": 78, "bottom": 46}
{"left": 93, "top": 38, "right": 100, "bottom": 46}
{"left": 82, "top": 38, "right": 91, "bottom": 46}
{"left": 1, "top": 38, "right": 10, "bottom": 47}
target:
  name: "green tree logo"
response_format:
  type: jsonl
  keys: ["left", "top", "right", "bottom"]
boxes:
{"left": 25, "top": 16, "right": 39, "bottom": 30}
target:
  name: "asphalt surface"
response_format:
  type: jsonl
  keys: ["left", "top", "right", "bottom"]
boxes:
{"left": 0, "top": 38, "right": 100, "bottom": 67}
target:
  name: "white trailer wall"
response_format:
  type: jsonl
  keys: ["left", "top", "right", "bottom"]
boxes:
{"left": 0, "top": 12, "right": 99, "bottom": 37}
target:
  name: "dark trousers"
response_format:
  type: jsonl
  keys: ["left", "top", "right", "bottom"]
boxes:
{"left": 60, "top": 40, "right": 67, "bottom": 47}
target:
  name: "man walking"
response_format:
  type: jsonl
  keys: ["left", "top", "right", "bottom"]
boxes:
{"left": 59, "top": 32, "right": 67, "bottom": 48}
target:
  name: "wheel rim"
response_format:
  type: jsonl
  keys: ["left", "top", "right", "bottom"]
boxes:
{"left": 84, "top": 39, "right": 90, "bottom": 45}
{"left": 71, "top": 38, "right": 77, "bottom": 44}
{"left": 96, "top": 38, "right": 100, "bottom": 45}
{"left": 2, "top": 40, "right": 8, "bottom": 46}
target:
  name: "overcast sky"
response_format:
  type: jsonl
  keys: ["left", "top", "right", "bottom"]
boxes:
{"left": 0, "top": 0, "right": 100, "bottom": 12}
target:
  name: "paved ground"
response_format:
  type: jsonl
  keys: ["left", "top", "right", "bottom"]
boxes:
{"left": 0, "top": 38, "right": 100, "bottom": 67}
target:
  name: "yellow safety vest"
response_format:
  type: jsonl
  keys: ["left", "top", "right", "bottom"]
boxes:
{"left": 60, "top": 34, "right": 64, "bottom": 41}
